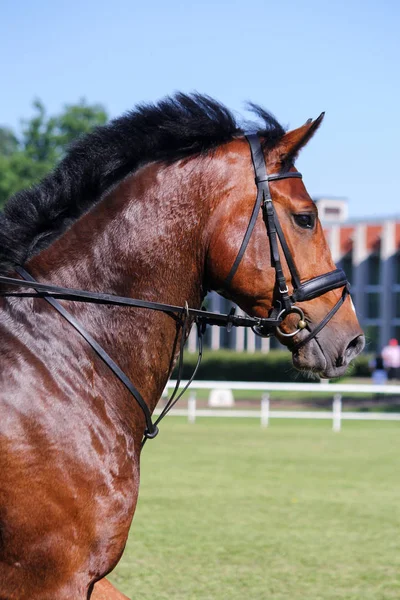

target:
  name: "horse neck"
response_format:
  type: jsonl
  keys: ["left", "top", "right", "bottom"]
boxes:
{"left": 27, "top": 157, "right": 216, "bottom": 414}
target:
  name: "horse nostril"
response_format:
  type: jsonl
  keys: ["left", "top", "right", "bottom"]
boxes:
{"left": 345, "top": 335, "right": 365, "bottom": 360}
{"left": 336, "top": 335, "right": 365, "bottom": 368}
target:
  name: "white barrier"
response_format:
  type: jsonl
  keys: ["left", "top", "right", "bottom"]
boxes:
{"left": 154, "top": 381, "right": 400, "bottom": 431}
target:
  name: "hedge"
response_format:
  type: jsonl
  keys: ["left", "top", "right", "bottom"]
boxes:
{"left": 172, "top": 350, "right": 372, "bottom": 382}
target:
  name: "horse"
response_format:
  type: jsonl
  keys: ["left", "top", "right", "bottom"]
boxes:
{"left": 0, "top": 94, "right": 364, "bottom": 599}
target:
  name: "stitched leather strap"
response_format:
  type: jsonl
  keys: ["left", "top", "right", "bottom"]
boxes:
{"left": 224, "top": 133, "right": 302, "bottom": 287}
{"left": 273, "top": 214, "right": 302, "bottom": 290}
{"left": 224, "top": 187, "right": 263, "bottom": 286}
{"left": 0, "top": 273, "right": 281, "bottom": 330}
{"left": 292, "top": 269, "right": 348, "bottom": 303}
{"left": 224, "top": 134, "right": 349, "bottom": 348}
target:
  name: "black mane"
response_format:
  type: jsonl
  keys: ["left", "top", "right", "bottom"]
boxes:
{"left": 0, "top": 93, "right": 286, "bottom": 272}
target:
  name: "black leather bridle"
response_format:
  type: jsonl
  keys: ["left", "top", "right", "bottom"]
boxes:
{"left": 224, "top": 134, "right": 349, "bottom": 352}
{"left": 0, "top": 134, "right": 349, "bottom": 444}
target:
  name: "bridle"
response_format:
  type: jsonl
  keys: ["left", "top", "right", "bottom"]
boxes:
{"left": 224, "top": 134, "right": 349, "bottom": 351}
{"left": 0, "top": 134, "right": 349, "bottom": 444}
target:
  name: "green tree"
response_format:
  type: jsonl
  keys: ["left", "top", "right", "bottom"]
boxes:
{"left": 0, "top": 99, "right": 108, "bottom": 207}
{"left": 54, "top": 100, "right": 108, "bottom": 150}
{"left": 0, "top": 127, "right": 19, "bottom": 156}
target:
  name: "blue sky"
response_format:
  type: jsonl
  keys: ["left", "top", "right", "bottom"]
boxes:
{"left": 1, "top": 0, "right": 398, "bottom": 218}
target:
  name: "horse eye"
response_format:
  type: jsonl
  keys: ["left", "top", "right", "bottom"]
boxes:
{"left": 294, "top": 214, "right": 315, "bottom": 229}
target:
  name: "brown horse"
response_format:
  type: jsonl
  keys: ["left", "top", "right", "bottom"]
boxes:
{"left": 0, "top": 94, "right": 364, "bottom": 599}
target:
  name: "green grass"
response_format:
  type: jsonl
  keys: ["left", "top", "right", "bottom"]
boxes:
{"left": 110, "top": 418, "right": 400, "bottom": 599}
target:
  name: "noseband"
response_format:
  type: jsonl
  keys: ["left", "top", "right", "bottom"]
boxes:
{"left": 0, "top": 134, "right": 349, "bottom": 442}
{"left": 224, "top": 134, "right": 349, "bottom": 351}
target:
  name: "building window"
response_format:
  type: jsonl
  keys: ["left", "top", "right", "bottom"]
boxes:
{"left": 325, "top": 207, "right": 341, "bottom": 216}
{"left": 367, "top": 254, "right": 381, "bottom": 285}
{"left": 341, "top": 253, "right": 353, "bottom": 285}
{"left": 367, "top": 293, "right": 380, "bottom": 319}
{"left": 395, "top": 293, "right": 400, "bottom": 319}
{"left": 395, "top": 253, "right": 400, "bottom": 285}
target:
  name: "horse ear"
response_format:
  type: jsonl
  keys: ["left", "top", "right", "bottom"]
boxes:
{"left": 277, "top": 112, "right": 325, "bottom": 166}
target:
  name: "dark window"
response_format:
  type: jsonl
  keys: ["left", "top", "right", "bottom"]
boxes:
{"left": 395, "top": 253, "right": 400, "bottom": 285}
{"left": 367, "top": 293, "right": 380, "bottom": 319}
{"left": 367, "top": 254, "right": 381, "bottom": 285}
{"left": 394, "top": 293, "right": 400, "bottom": 319}
{"left": 341, "top": 253, "right": 353, "bottom": 285}
{"left": 325, "top": 207, "right": 340, "bottom": 216}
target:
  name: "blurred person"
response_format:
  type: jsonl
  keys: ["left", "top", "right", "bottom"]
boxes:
{"left": 382, "top": 339, "right": 400, "bottom": 380}
{"left": 369, "top": 352, "right": 387, "bottom": 385}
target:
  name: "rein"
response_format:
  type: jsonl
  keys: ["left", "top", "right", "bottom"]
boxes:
{"left": 0, "top": 134, "right": 350, "bottom": 445}
{"left": 0, "top": 268, "right": 280, "bottom": 446}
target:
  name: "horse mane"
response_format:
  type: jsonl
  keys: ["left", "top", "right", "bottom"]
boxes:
{"left": 0, "top": 93, "right": 286, "bottom": 272}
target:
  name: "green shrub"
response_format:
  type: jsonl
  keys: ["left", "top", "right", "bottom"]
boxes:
{"left": 343, "top": 352, "right": 372, "bottom": 378}
{"left": 174, "top": 350, "right": 316, "bottom": 382}
{"left": 173, "top": 350, "right": 373, "bottom": 382}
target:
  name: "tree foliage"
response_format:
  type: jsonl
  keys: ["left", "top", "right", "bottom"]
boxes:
{"left": 0, "top": 99, "right": 108, "bottom": 207}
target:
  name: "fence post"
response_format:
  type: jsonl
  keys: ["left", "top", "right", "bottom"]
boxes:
{"left": 332, "top": 393, "right": 342, "bottom": 432}
{"left": 261, "top": 393, "right": 270, "bottom": 428}
{"left": 188, "top": 391, "right": 196, "bottom": 424}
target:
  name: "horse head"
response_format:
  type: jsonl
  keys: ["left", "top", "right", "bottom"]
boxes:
{"left": 206, "top": 115, "right": 364, "bottom": 378}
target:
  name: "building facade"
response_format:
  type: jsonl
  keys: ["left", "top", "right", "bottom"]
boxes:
{"left": 188, "top": 197, "right": 399, "bottom": 353}
{"left": 320, "top": 199, "right": 400, "bottom": 352}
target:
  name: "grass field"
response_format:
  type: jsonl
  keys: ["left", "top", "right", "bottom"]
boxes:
{"left": 109, "top": 418, "right": 400, "bottom": 599}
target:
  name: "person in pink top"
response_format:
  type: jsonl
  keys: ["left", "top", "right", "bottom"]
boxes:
{"left": 382, "top": 339, "right": 400, "bottom": 380}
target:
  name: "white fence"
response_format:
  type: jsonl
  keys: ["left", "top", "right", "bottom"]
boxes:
{"left": 154, "top": 381, "right": 400, "bottom": 431}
